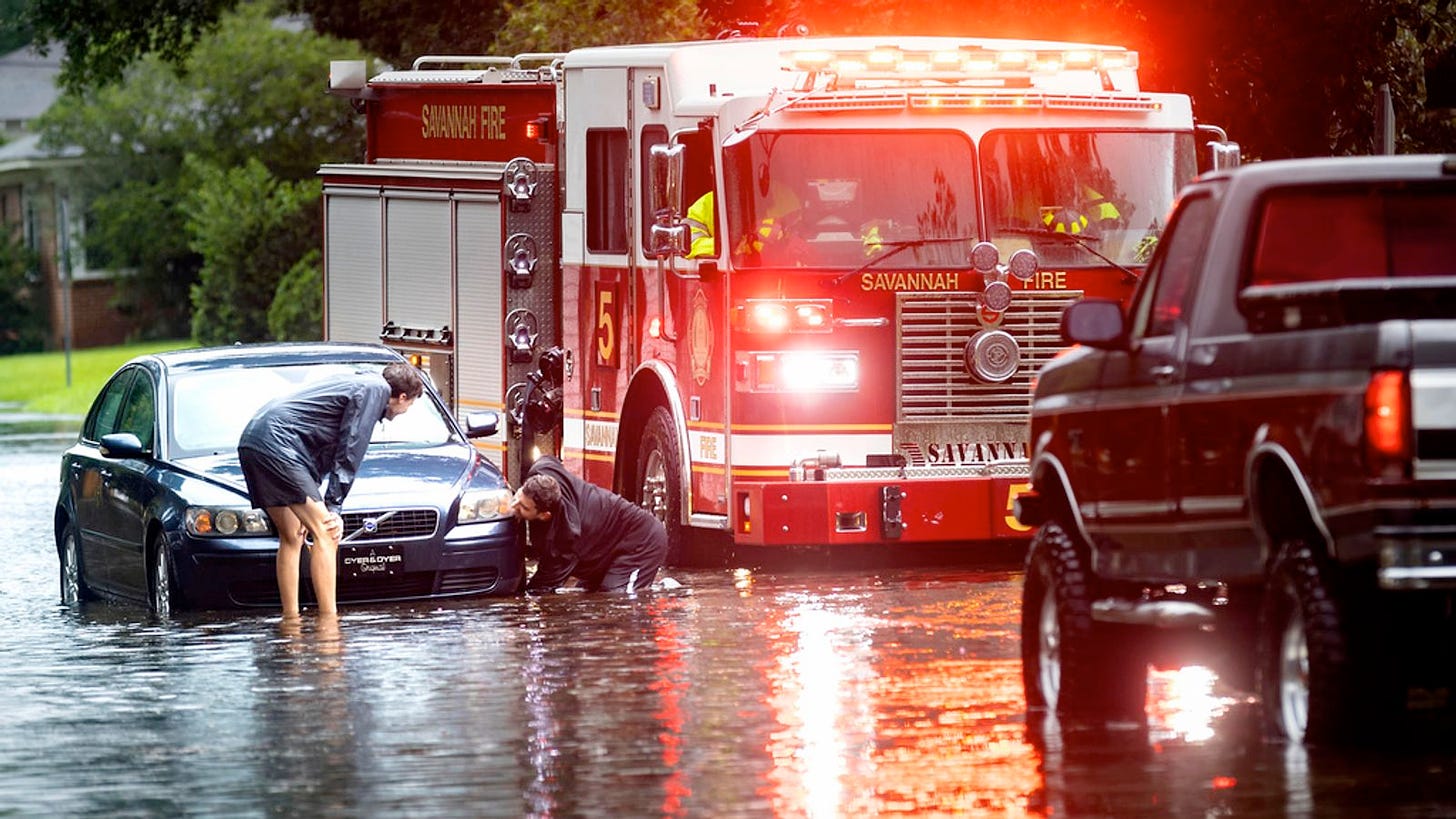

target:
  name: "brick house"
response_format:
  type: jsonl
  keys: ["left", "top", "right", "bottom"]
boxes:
{"left": 0, "top": 44, "right": 132, "bottom": 350}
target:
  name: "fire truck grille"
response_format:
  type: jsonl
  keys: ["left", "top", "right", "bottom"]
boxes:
{"left": 897, "top": 291, "right": 1080, "bottom": 420}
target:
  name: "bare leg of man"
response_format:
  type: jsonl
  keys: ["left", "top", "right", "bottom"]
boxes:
{"left": 290, "top": 499, "right": 341, "bottom": 616}
{"left": 264, "top": 506, "right": 307, "bottom": 618}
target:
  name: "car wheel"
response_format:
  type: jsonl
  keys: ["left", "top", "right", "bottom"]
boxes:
{"left": 149, "top": 536, "right": 180, "bottom": 617}
{"left": 58, "top": 522, "right": 93, "bottom": 605}
{"left": 1021, "top": 521, "right": 1146, "bottom": 720}
{"left": 636, "top": 406, "right": 687, "bottom": 566}
{"left": 1258, "top": 540, "right": 1352, "bottom": 744}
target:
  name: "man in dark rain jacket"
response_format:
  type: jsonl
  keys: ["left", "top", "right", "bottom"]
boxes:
{"left": 238, "top": 362, "right": 424, "bottom": 618}
{"left": 511, "top": 456, "right": 667, "bottom": 593}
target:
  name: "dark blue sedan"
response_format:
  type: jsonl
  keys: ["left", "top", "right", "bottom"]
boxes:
{"left": 54, "top": 342, "right": 524, "bottom": 614}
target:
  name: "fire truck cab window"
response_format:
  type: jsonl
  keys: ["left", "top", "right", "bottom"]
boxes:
{"left": 722, "top": 131, "right": 977, "bottom": 270}
{"left": 982, "top": 130, "right": 1196, "bottom": 269}
{"left": 587, "top": 128, "right": 628, "bottom": 254}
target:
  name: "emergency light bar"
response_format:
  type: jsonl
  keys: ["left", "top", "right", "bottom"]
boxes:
{"left": 785, "top": 45, "right": 1138, "bottom": 89}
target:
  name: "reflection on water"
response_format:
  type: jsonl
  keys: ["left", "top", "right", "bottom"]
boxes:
{"left": 4, "top": 433, "right": 1456, "bottom": 816}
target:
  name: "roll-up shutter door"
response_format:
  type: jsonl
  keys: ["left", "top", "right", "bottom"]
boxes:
{"left": 325, "top": 191, "right": 383, "bottom": 344}
{"left": 385, "top": 195, "right": 453, "bottom": 333}
{"left": 456, "top": 197, "right": 505, "bottom": 415}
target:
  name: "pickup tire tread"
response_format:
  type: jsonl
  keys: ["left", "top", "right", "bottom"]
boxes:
{"left": 1022, "top": 521, "right": 1147, "bottom": 720}
{"left": 1258, "top": 540, "right": 1352, "bottom": 744}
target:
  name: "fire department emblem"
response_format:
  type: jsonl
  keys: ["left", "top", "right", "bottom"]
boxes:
{"left": 689, "top": 289, "right": 712, "bottom": 386}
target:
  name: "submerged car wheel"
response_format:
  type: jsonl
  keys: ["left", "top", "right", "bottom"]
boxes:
{"left": 150, "top": 536, "right": 179, "bottom": 617}
{"left": 636, "top": 406, "right": 686, "bottom": 566}
{"left": 1021, "top": 521, "right": 1146, "bottom": 720}
{"left": 1259, "top": 540, "right": 1352, "bottom": 744}
{"left": 58, "top": 523, "right": 92, "bottom": 605}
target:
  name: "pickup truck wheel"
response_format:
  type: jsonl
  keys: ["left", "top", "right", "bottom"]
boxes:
{"left": 1258, "top": 541, "right": 1352, "bottom": 744}
{"left": 1021, "top": 521, "right": 1146, "bottom": 720}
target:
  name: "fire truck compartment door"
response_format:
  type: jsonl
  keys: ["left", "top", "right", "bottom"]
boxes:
{"left": 325, "top": 189, "right": 384, "bottom": 344}
{"left": 385, "top": 193, "right": 453, "bottom": 331}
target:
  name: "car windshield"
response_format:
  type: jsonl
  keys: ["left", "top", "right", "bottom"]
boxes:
{"left": 981, "top": 130, "right": 1197, "bottom": 268}
{"left": 723, "top": 130, "right": 978, "bottom": 270}
{"left": 167, "top": 363, "right": 454, "bottom": 459}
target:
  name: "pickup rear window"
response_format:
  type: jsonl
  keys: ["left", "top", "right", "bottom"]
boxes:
{"left": 1250, "top": 185, "right": 1456, "bottom": 285}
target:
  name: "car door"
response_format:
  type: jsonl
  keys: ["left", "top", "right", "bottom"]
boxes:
{"left": 99, "top": 369, "right": 161, "bottom": 599}
{"left": 1085, "top": 196, "right": 1211, "bottom": 568}
{"left": 67, "top": 368, "right": 137, "bottom": 594}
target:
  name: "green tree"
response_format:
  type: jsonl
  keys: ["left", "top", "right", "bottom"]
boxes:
{"left": 20, "top": 0, "right": 236, "bottom": 90}
{"left": 185, "top": 157, "right": 322, "bottom": 345}
{"left": 493, "top": 0, "right": 706, "bottom": 54}
{"left": 269, "top": 248, "right": 322, "bottom": 341}
{"left": 0, "top": 231, "right": 46, "bottom": 354}
{"left": 37, "top": 1, "right": 366, "bottom": 341}
{"left": 297, "top": 0, "right": 508, "bottom": 72}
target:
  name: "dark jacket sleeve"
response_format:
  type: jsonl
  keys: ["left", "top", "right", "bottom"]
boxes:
{"left": 324, "top": 379, "right": 390, "bottom": 511}
{"left": 522, "top": 457, "right": 584, "bottom": 590}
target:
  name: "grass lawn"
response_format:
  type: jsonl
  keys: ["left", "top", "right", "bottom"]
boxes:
{"left": 0, "top": 340, "right": 194, "bottom": 416}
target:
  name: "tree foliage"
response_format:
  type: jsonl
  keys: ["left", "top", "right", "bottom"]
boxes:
{"left": 20, "top": 0, "right": 236, "bottom": 91}
{"left": 0, "top": 231, "right": 46, "bottom": 355}
{"left": 492, "top": 0, "right": 705, "bottom": 54}
{"left": 37, "top": 2, "right": 365, "bottom": 341}
{"left": 269, "top": 248, "right": 323, "bottom": 341}
{"left": 185, "top": 157, "right": 322, "bottom": 345}
{"left": 293, "top": 0, "right": 508, "bottom": 70}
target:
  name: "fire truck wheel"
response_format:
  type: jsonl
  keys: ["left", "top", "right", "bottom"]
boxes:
{"left": 637, "top": 406, "right": 686, "bottom": 565}
{"left": 1021, "top": 521, "right": 1146, "bottom": 722}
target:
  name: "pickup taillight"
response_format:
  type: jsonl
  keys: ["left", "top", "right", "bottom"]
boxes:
{"left": 1364, "top": 369, "right": 1412, "bottom": 478}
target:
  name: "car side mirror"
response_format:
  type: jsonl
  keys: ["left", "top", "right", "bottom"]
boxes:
{"left": 1061, "top": 298, "right": 1128, "bottom": 349}
{"left": 99, "top": 432, "right": 149, "bottom": 459}
{"left": 464, "top": 411, "right": 500, "bottom": 439}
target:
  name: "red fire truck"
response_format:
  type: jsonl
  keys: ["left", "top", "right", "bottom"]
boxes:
{"left": 320, "top": 35, "right": 1237, "bottom": 562}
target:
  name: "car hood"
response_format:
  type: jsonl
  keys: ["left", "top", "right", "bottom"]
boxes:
{"left": 179, "top": 444, "right": 482, "bottom": 510}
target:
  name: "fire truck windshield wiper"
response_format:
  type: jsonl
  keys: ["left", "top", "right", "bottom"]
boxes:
{"left": 827, "top": 236, "right": 977, "bottom": 287}
{"left": 998, "top": 227, "right": 1141, "bottom": 283}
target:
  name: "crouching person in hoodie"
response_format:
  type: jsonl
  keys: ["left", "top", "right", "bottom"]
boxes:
{"left": 509, "top": 456, "right": 668, "bottom": 594}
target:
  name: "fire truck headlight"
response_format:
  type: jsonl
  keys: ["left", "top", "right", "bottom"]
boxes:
{"left": 738, "top": 300, "right": 834, "bottom": 333}
{"left": 964, "top": 329, "right": 1020, "bottom": 383}
{"left": 739, "top": 351, "right": 859, "bottom": 392}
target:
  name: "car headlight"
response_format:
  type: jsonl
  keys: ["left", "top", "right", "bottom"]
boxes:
{"left": 186, "top": 506, "right": 274, "bottom": 537}
{"left": 458, "top": 488, "right": 513, "bottom": 523}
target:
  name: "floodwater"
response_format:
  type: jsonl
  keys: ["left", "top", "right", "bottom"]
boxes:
{"left": 5, "top": 421, "right": 1456, "bottom": 817}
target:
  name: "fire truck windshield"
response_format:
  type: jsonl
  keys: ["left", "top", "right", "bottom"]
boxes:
{"left": 723, "top": 131, "right": 978, "bottom": 270}
{"left": 982, "top": 129, "right": 1198, "bottom": 268}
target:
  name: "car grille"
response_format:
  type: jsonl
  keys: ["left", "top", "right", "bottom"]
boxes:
{"left": 898, "top": 290, "right": 1078, "bottom": 421}
{"left": 439, "top": 567, "right": 502, "bottom": 594}
{"left": 340, "top": 508, "right": 438, "bottom": 541}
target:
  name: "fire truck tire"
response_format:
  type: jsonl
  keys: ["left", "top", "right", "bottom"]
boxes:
{"left": 1021, "top": 521, "right": 1146, "bottom": 721}
{"left": 637, "top": 406, "right": 686, "bottom": 566}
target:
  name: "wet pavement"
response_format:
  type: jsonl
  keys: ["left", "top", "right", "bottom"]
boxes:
{"left": 5, "top": 418, "right": 1456, "bottom": 817}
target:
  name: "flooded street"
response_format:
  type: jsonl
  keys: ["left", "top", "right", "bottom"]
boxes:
{"left": 5, "top": 426, "right": 1456, "bottom": 816}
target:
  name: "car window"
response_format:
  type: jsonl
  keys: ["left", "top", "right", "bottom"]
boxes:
{"left": 169, "top": 363, "right": 454, "bottom": 458}
{"left": 85, "top": 369, "right": 136, "bottom": 442}
{"left": 1250, "top": 184, "right": 1456, "bottom": 285}
{"left": 116, "top": 372, "right": 157, "bottom": 450}
{"left": 1132, "top": 194, "right": 1216, "bottom": 338}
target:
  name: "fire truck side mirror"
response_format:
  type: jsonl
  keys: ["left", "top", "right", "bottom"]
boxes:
{"left": 649, "top": 143, "right": 687, "bottom": 258}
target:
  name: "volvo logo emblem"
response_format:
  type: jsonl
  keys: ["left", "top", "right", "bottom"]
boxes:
{"left": 363, "top": 517, "right": 380, "bottom": 533}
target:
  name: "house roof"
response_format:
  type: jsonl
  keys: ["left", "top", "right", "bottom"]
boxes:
{"left": 0, "top": 43, "right": 63, "bottom": 122}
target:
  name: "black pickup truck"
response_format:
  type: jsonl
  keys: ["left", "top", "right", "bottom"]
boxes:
{"left": 1015, "top": 154, "right": 1456, "bottom": 743}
